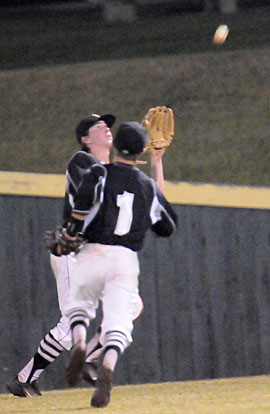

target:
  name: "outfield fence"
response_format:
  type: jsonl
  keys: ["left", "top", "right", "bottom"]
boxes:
{"left": 1, "top": 171, "right": 270, "bottom": 392}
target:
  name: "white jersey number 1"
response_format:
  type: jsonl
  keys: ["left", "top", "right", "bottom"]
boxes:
{"left": 114, "top": 191, "right": 134, "bottom": 236}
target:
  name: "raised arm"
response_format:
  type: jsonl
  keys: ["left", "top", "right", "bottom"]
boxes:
{"left": 150, "top": 148, "right": 166, "bottom": 193}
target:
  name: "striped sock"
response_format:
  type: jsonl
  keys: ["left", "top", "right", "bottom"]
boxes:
{"left": 38, "top": 331, "right": 65, "bottom": 362}
{"left": 103, "top": 330, "right": 128, "bottom": 354}
{"left": 102, "top": 346, "right": 120, "bottom": 371}
{"left": 18, "top": 331, "right": 64, "bottom": 383}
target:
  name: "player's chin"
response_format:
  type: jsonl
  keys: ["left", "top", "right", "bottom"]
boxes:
{"left": 99, "top": 137, "right": 112, "bottom": 148}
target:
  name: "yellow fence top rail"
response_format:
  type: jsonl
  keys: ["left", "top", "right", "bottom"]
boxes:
{"left": 165, "top": 181, "right": 270, "bottom": 210}
{"left": 1, "top": 171, "right": 270, "bottom": 210}
{"left": 0, "top": 171, "right": 66, "bottom": 198}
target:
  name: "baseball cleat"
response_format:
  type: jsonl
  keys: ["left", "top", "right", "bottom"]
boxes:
{"left": 65, "top": 341, "right": 86, "bottom": 386}
{"left": 82, "top": 361, "right": 98, "bottom": 387}
{"left": 91, "top": 366, "right": 113, "bottom": 408}
{"left": 29, "top": 380, "right": 42, "bottom": 396}
{"left": 6, "top": 375, "right": 41, "bottom": 397}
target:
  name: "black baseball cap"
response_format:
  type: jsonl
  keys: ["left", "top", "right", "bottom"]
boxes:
{"left": 75, "top": 113, "right": 116, "bottom": 143}
{"left": 114, "top": 121, "right": 148, "bottom": 155}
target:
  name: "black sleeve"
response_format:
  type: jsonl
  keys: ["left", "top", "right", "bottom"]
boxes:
{"left": 150, "top": 184, "right": 178, "bottom": 237}
{"left": 62, "top": 152, "right": 100, "bottom": 225}
{"left": 72, "top": 164, "right": 107, "bottom": 215}
{"left": 67, "top": 151, "right": 99, "bottom": 194}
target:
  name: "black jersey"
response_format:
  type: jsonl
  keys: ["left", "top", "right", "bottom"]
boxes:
{"left": 62, "top": 151, "right": 100, "bottom": 226}
{"left": 72, "top": 162, "right": 177, "bottom": 251}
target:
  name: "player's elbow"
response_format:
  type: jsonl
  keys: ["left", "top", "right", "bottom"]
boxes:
{"left": 151, "top": 213, "right": 177, "bottom": 237}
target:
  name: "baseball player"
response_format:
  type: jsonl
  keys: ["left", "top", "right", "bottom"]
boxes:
{"left": 6, "top": 112, "right": 168, "bottom": 397}
{"left": 58, "top": 121, "right": 178, "bottom": 408}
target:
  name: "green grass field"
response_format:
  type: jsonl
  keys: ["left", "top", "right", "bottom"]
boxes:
{"left": 1, "top": 7, "right": 270, "bottom": 186}
{"left": 1, "top": 376, "right": 270, "bottom": 414}
{"left": 1, "top": 47, "right": 270, "bottom": 186}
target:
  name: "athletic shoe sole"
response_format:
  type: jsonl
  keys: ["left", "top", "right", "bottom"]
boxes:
{"left": 6, "top": 376, "right": 41, "bottom": 397}
{"left": 82, "top": 361, "right": 98, "bottom": 387}
{"left": 65, "top": 342, "right": 86, "bottom": 386}
{"left": 91, "top": 366, "right": 113, "bottom": 408}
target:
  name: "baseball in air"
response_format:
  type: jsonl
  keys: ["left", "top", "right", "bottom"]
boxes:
{"left": 213, "top": 25, "right": 229, "bottom": 44}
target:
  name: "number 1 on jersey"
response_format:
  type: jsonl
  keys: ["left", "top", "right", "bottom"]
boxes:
{"left": 114, "top": 191, "right": 134, "bottom": 236}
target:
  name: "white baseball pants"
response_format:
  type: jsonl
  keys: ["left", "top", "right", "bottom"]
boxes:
{"left": 64, "top": 243, "right": 140, "bottom": 353}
